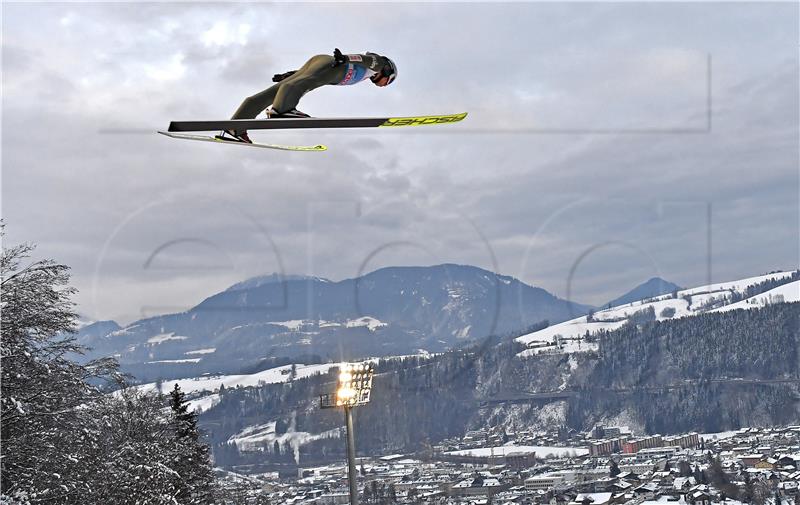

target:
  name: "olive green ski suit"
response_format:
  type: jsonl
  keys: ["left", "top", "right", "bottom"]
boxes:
{"left": 231, "top": 52, "right": 385, "bottom": 120}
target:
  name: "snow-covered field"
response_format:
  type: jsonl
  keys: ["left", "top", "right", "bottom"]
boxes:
{"left": 680, "top": 272, "right": 795, "bottom": 297}
{"left": 446, "top": 445, "right": 588, "bottom": 458}
{"left": 185, "top": 348, "right": 216, "bottom": 355}
{"left": 699, "top": 430, "right": 742, "bottom": 441}
{"left": 147, "top": 332, "right": 189, "bottom": 344}
{"left": 516, "top": 271, "right": 797, "bottom": 357}
{"left": 187, "top": 393, "right": 220, "bottom": 414}
{"left": 147, "top": 358, "right": 202, "bottom": 364}
{"left": 231, "top": 316, "right": 388, "bottom": 333}
{"left": 228, "top": 421, "right": 342, "bottom": 463}
{"left": 345, "top": 316, "right": 387, "bottom": 331}
{"left": 136, "top": 362, "right": 341, "bottom": 396}
{"left": 267, "top": 320, "right": 307, "bottom": 331}
{"left": 711, "top": 280, "right": 798, "bottom": 313}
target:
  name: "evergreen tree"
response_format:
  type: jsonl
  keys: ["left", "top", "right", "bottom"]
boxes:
{"left": 743, "top": 472, "right": 755, "bottom": 503}
{"left": 610, "top": 459, "right": 621, "bottom": 477}
{"left": 169, "top": 384, "right": 216, "bottom": 504}
{"left": 0, "top": 237, "right": 219, "bottom": 504}
{"left": 753, "top": 480, "right": 770, "bottom": 505}
{"left": 708, "top": 456, "right": 728, "bottom": 486}
{"left": 1, "top": 240, "right": 117, "bottom": 503}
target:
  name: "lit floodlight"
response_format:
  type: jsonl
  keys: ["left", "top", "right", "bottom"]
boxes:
{"left": 318, "top": 362, "right": 375, "bottom": 505}
{"left": 336, "top": 362, "right": 374, "bottom": 407}
{"left": 321, "top": 362, "right": 375, "bottom": 408}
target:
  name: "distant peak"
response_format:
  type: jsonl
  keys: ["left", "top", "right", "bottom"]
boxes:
{"left": 643, "top": 277, "right": 677, "bottom": 287}
{"left": 604, "top": 277, "right": 682, "bottom": 308}
{"left": 363, "top": 263, "right": 513, "bottom": 279}
{"left": 226, "top": 273, "right": 331, "bottom": 292}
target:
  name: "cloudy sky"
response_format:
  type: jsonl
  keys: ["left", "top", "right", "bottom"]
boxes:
{"left": 3, "top": 1, "right": 797, "bottom": 324}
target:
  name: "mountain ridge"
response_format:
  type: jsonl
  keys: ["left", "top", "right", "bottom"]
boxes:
{"left": 603, "top": 276, "right": 682, "bottom": 309}
{"left": 77, "top": 263, "right": 592, "bottom": 381}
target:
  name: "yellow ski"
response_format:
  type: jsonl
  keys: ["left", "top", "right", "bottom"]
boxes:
{"left": 158, "top": 131, "right": 327, "bottom": 152}
{"left": 379, "top": 112, "right": 468, "bottom": 127}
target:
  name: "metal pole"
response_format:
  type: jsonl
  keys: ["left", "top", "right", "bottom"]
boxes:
{"left": 344, "top": 406, "right": 359, "bottom": 505}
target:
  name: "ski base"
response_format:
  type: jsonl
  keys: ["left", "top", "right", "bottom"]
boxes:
{"left": 158, "top": 131, "right": 327, "bottom": 152}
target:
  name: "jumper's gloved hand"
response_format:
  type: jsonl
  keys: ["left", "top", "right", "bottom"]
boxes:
{"left": 272, "top": 70, "right": 296, "bottom": 82}
{"left": 332, "top": 48, "right": 347, "bottom": 67}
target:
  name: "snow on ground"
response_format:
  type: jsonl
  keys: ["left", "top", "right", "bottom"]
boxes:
{"left": 516, "top": 319, "right": 613, "bottom": 356}
{"left": 248, "top": 317, "right": 388, "bottom": 332}
{"left": 595, "top": 297, "right": 692, "bottom": 321}
{"left": 679, "top": 271, "right": 795, "bottom": 297}
{"left": 683, "top": 291, "right": 728, "bottom": 309}
{"left": 446, "top": 445, "right": 588, "bottom": 458}
{"left": 567, "top": 355, "right": 580, "bottom": 371}
{"left": 267, "top": 320, "right": 306, "bottom": 331}
{"left": 536, "top": 402, "right": 568, "bottom": 425}
{"left": 603, "top": 409, "right": 642, "bottom": 435}
{"left": 147, "top": 332, "right": 189, "bottom": 344}
{"left": 228, "top": 421, "right": 341, "bottom": 463}
{"left": 147, "top": 358, "right": 201, "bottom": 364}
{"left": 710, "top": 280, "right": 799, "bottom": 313}
{"left": 345, "top": 316, "right": 387, "bottom": 331}
{"left": 377, "top": 351, "right": 434, "bottom": 362}
{"left": 516, "top": 271, "right": 797, "bottom": 357}
{"left": 185, "top": 348, "right": 216, "bottom": 355}
{"left": 187, "top": 394, "right": 220, "bottom": 414}
{"left": 135, "top": 362, "right": 342, "bottom": 396}
{"left": 108, "top": 324, "right": 139, "bottom": 338}
{"left": 699, "top": 430, "right": 743, "bottom": 441}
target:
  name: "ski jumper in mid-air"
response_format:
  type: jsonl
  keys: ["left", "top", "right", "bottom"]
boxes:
{"left": 218, "top": 49, "right": 398, "bottom": 143}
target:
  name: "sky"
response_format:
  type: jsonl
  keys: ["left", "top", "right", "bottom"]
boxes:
{"left": 2, "top": 2, "right": 798, "bottom": 325}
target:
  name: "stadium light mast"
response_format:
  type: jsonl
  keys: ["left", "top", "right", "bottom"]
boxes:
{"left": 320, "top": 362, "right": 375, "bottom": 505}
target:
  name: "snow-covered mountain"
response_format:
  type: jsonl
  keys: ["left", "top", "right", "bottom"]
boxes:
{"left": 515, "top": 270, "right": 798, "bottom": 356}
{"left": 77, "top": 264, "right": 591, "bottom": 380}
{"left": 116, "top": 268, "right": 798, "bottom": 467}
{"left": 224, "top": 274, "right": 331, "bottom": 292}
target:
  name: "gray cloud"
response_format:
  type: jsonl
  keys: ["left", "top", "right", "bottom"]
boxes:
{"left": 2, "top": 2, "right": 797, "bottom": 322}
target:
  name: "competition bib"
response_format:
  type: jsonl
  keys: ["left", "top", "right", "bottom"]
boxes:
{"left": 337, "top": 63, "right": 375, "bottom": 86}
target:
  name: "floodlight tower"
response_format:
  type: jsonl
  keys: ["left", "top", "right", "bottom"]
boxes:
{"left": 320, "top": 362, "right": 375, "bottom": 505}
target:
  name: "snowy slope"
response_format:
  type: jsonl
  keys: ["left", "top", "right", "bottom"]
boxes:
{"left": 136, "top": 362, "right": 341, "bottom": 396}
{"left": 187, "top": 394, "right": 220, "bottom": 414}
{"left": 228, "top": 421, "right": 342, "bottom": 461}
{"left": 516, "top": 270, "right": 798, "bottom": 357}
{"left": 680, "top": 271, "right": 795, "bottom": 296}
{"left": 710, "top": 280, "right": 799, "bottom": 313}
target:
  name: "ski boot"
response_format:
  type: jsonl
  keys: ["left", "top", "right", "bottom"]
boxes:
{"left": 266, "top": 108, "right": 311, "bottom": 119}
{"left": 215, "top": 130, "right": 252, "bottom": 144}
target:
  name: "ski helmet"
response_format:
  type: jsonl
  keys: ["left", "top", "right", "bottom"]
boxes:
{"left": 381, "top": 56, "right": 398, "bottom": 85}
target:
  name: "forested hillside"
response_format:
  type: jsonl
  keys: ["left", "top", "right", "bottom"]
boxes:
{"left": 201, "top": 302, "right": 800, "bottom": 468}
